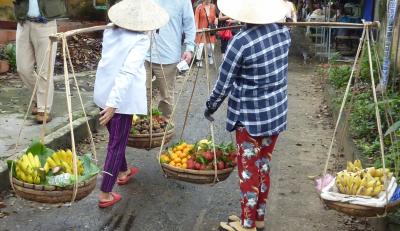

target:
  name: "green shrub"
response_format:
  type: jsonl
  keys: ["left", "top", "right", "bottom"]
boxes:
{"left": 5, "top": 43, "right": 16, "bottom": 71}
{"left": 328, "top": 65, "right": 352, "bottom": 89}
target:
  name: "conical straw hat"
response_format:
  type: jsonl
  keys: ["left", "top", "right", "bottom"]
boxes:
{"left": 218, "top": 0, "right": 287, "bottom": 24}
{"left": 108, "top": 0, "right": 169, "bottom": 31}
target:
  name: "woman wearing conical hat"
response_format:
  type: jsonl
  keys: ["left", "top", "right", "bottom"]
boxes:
{"left": 203, "top": 0, "right": 291, "bottom": 230}
{"left": 93, "top": 0, "right": 169, "bottom": 208}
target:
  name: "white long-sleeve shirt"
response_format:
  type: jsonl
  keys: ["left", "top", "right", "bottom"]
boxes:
{"left": 27, "top": 0, "right": 40, "bottom": 17}
{"left": 94, "top": 27, "right": 150, "bottom": 115}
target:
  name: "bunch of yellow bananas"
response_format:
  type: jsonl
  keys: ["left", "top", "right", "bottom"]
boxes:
{"left": 15, "top": 152, "right": 42, "bottom": 184}
{"left": 346, "top": 159, "right": 363, "bottom": 172}
{"left": 335, "top": 160, "right": 393, "bottom": 197}
{"left": 44, "top": 150, "right": 84, "bottom": 175}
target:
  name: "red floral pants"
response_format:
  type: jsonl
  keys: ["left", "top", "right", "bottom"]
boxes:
{"left": 236, "top": 127, "right": 278, "bottom": 229}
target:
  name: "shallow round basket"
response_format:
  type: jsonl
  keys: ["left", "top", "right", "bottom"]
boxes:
{"left": 127, "top": 127, "right": 175, "bottom": 149}
{"left": 161, "top": 163, "right": 234, "bottom": 184}
{"left": 12, "top": 175, "right": 97, "bottom": 204}
{"left": 323, "top": 199, "right": 400, "bottom": 217}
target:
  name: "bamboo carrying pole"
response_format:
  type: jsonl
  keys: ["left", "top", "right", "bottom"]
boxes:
{"left": 49, "top": 21, "right": 381, "bottom": 42}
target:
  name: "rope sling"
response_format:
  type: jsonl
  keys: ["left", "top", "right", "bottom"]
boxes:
{"left": 9, "top": 33, "right": 98, "bottom": 204}
{"left": 321, "top": 22, "right": 400, "bottom": 217}
{"left": 8, "top": 20, "right": 389, "bottom": 203}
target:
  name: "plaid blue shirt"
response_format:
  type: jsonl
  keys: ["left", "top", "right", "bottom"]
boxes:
{"left": 207, "top": 24, "right": 291, "bottom": 137}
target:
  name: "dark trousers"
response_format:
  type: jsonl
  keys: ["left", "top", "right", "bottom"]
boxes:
{"left": 100, "top": 113, "right": 132, "bottom": 192}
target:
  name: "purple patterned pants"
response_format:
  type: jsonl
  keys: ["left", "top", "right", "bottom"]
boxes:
{"left": 100, "top": 113, "right": 132, "bottom": 193}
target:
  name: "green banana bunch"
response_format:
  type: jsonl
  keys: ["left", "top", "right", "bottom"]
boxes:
{"left": 15, "top": 152, "right": 42, "bottom": 184}
{"left": 44, "top": 149, "right": 84, "bottom": 175}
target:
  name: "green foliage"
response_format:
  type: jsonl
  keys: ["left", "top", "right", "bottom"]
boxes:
{"left": 358, "top": 43, "right": 381, "bottom": 84}
{"left": 328, "top": 52, "right": 342, "bottom": 64}
{"left": 151, "top": 107, "right": 162, "bottom": 116}
{"left": 349, "top": 92, "right": 377, "bottom": 141}
{"left": 4, "top": 43, "right": 16, "bottom": 71}
{"left": 386, "top": 120, "right": 400, "bottom": 136}
{"left": 25, "top": 140, "right": 55, "bottom": 166}
{"left": 373, "top": 139, "right": 400, "bottom": 179}
{"left": 328, "top": 65, "right": 352, "bottom": 89}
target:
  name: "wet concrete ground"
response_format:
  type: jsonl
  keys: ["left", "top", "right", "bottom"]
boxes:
{"left": 0, "top": 73, "right": 95, "bottom": 158}
{"left": 0, "top": 59, "right": 375, "bottom": 231}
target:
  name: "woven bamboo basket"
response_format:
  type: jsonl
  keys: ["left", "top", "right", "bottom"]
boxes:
{"left": 12, "top": 175, "right": 97, "bottom": 203}
{"left": 127, "top": 127, "right": 175, "bottom": 149}
{"left": 161, "top": 163, "right": 234, "bottom": 184}
{"left": 323, "top": 199, "right": 400, "bottom": 217}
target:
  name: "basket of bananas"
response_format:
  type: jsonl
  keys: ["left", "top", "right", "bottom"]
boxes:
{"left": 320, "top": 160, "right": 400, "bottom": 217}
{"left": 127, "top": 109, "right": 175, "bottom": 150}
{"left": 7, "top": 141, "right": 100, "bottom": 203}
{"left": 159, "top": 139, "right": 237, "bottom": 184}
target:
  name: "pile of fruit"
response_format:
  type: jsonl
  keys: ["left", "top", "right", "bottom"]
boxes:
{"left": 15, "top": 153, "right": 42, "bottom": 184}
{"left": 44, "top": 150, "right": 84, "bottom": 176}
{"left": 14, "top": 149, "right": 85, "bottom": 185}
{"left": 131, "top": 109, "right": 172, "bottom": 135}
{"left": 335, "top": 160, "right": 393, "bottom": 197}
{"left": 160, "top": 142, "right": 195, "bottom": 169}
{"left": 160, "top": 139, "right": 237, "bottom": 170}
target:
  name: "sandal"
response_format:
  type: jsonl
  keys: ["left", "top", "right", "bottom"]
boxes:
{"left": 228, "top": 215, "right": 240, "bottom": 222}
{"left": 117, "top": 167, "right": 139, "bottom": 185}
{"left": 227, "top": 215, "right": 264, "bottom": 231}
{"left": 219, "top": 221, "right": 256, "bottom": 231}
{"left": 98, "top": 192, "right": 121, "bottom": 208}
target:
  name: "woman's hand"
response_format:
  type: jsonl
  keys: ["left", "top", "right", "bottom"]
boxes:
{"left": 99, "top": 107, "right": 116, "bottom": 126}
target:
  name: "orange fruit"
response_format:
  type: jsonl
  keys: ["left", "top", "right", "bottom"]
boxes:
{"left": 169, "top": 161, "right": 176, "bottom": 166}
{"left": 174, "top": 157, "right": 182, "bottom": 163}
{"left": 178, "top": 152, "right": 187, "bottom": 159}
{"left": 160, "top": 155, "right": 170, "bottom": 163}
{"left": 183, "top": 147, "right": 191, "bottom": 154}
{"left": 182, "top": 163, "right": 187, "bottom": 169}
{"left": 187, "top": 144, "right": 194, "bottom": 150}
{"left": 176, "top": 163, "right": 182, "bottom": 168}
{"left": 182, "top": 158, "right": 188, "bottom": 163}
{"left": 171, "top": 153, "right": 178, "bottom": 160}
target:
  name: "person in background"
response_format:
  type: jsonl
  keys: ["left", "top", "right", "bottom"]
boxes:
{"left": 146, "top": 0, "right": 196, "bottom": 119}
{"left": 204, "top": 0, "right": 291, "bottom": 230}
{"left": 218, "top": 12, "right": 240, "bottom": 60}
{"left": 284, "top": 0, "right": 297, "bottom": 22}
{"left": 13, "top": 0, "right": 66, "bottom": 123}
{"left": 194, "top": 0, "right": 218, "bottom": 67}
{"left": 94, "top": 0, "right": 169, "bottom": 208}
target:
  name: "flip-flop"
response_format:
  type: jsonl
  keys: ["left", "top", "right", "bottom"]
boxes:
{"left": 98, "top": 192, "right": 121, "bottom": 208}
{"left": 227, "top": 216, "right": 264, "bottom": 231}
{"left": 117, "top": 167, "right": 139, "bottom": 185}
{"left": 228, "top": 215, "right": 240, "bottom": 222}
{"left": 219, "top": 222, "right": 236, "bottom": 231}
{"left": 219, "top": 221, "right": 258, "bottom": 231}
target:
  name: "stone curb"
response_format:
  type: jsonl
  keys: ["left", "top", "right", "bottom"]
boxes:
{"left": 0, "top": 106, "right": 100, "bottom": 191}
